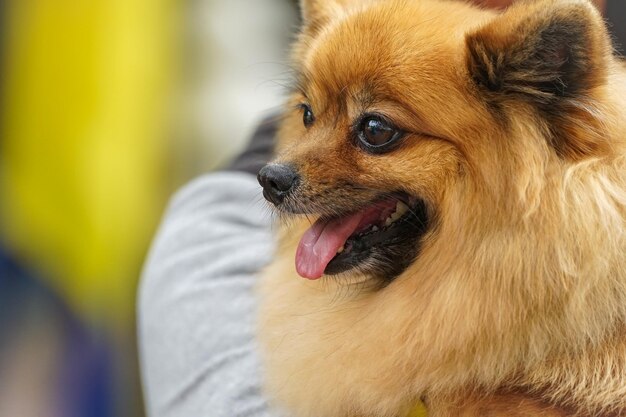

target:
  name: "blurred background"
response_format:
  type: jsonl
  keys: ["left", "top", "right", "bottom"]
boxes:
{"left": 0, "top": 0, "right": 623, "bottom": 416}
{"left": 0, "top": 0, "right": 296, "bottom": 416}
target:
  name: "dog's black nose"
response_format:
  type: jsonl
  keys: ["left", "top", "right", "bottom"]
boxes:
{"left": 258, "top": 164, "right": 299, "bottom": 205}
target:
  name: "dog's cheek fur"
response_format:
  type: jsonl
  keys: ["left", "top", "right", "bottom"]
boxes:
{"left": 466, "top": 0, "right": 612, "bottom": 160}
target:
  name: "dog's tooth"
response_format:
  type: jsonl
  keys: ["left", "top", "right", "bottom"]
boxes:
{"left": 395, "top": 201, "right": 409, "bottom": 217}
{"left": 337, "top": 245, "right": 345, "bottom": 254}
{"left": 372, "top": 225, "right": 379, "bottom": 232}
{"left": 385, "top": 201, "right": 409, "bottom": 224}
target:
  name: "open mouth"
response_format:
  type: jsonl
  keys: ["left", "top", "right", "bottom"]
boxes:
{"left": 295, "top": 193, "right": 430, "bottom": 281}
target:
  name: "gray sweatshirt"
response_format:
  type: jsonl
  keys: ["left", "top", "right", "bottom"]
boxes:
{"left": 139, "top": 172, "right": 282, "bottom": 417}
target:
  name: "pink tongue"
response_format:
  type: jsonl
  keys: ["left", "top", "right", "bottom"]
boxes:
{"left": 295, "top": 200, "right": 397, "bottom": 280}
{"left": 295, "top": 212, "right": 364, "bottom": 279}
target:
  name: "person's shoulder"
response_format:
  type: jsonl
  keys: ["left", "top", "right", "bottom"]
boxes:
{"left": 166, "top": 171, "right": 262, "bottom": 217}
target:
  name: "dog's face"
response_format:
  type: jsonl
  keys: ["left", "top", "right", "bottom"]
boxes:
{"left": 259, "top": 0, "right": 610, "bottom": 283}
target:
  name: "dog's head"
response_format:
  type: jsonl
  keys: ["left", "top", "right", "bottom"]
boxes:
{"left": 259, "top": 0, "right": 614, "bottom": 283}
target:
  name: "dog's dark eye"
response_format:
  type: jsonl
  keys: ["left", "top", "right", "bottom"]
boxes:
{"left": 300, "top": 104, "right": 315, "bottom": 127}
{"left": 356, "top": 115, "right": 402, "bottom": 153}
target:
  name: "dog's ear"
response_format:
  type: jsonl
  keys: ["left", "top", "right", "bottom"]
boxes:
{"left": 466, "top": 0, "right": 613, "bottom": 158}
{"left": 300, "top": 0, "right": 339, "bottom": 25}
{"left": 299, "top": 0, "right": 362, "bottom": 32}
{"left": 467, "top": 0, "right": 609, "bottom": 101}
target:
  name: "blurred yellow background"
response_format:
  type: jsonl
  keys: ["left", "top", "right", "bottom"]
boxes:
{"left": 0, "top": 0, "right": 294, "bottom": 415}
{"left": 0, "top": 1, "right": 183, "bottom": 415}
{"left": 1, "top": 0, "right": 180, "bottom": 324}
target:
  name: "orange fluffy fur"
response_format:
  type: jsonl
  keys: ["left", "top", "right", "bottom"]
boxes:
{"left": 258, "top": 1, "right": 626, "bottom": 416}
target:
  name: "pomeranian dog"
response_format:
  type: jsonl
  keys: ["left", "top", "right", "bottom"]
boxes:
{"left": 256, "top": 0, "right": 626, "bottom": 416}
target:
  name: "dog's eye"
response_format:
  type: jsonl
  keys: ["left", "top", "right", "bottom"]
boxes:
{"left": 356, "top": 115, "right": 402, "bottom": 152}
{"left": 300, "top": 104, "right": 315, "bottom": 127}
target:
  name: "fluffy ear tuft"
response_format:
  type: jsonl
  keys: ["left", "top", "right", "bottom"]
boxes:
{"left": 299, "top": 0, "right": 342, "bottom": 29}
{"left": 300, "top": 0, "right": 366, "bottom": 32}
{"left": 467, "top": 0, "right": 609, "bottom": 101}
{"left": 466, "top": 0, "right": 612, "bottom": 158}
